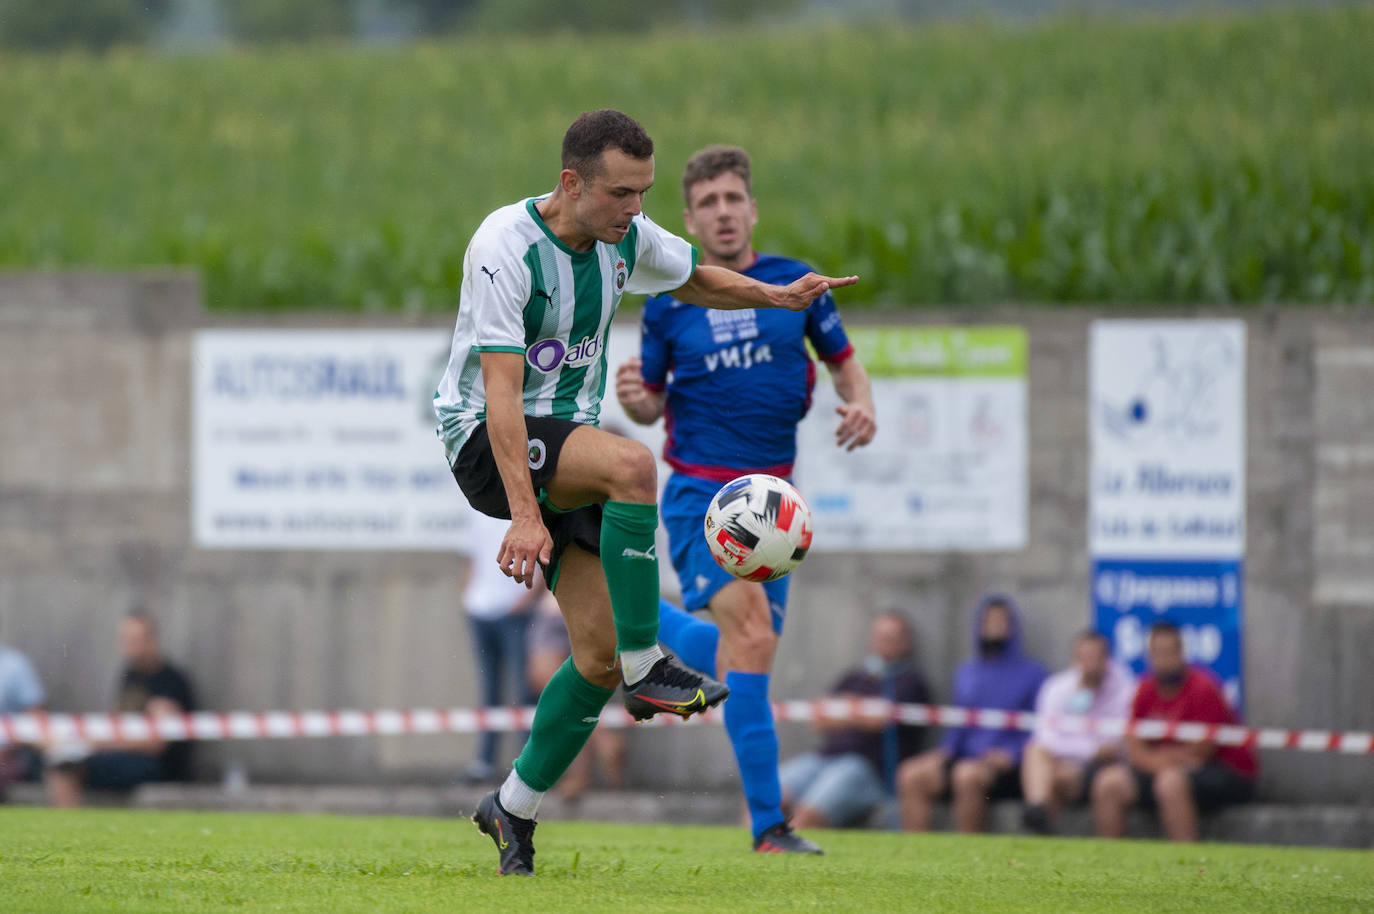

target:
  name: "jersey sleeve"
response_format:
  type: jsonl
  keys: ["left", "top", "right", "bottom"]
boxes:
{"left": 804, "top": 290, "right": 854, "bottom": 364}
{"left": 624, "top": 213, "right": 697, "bottom": 296}
{"left": 639, "top": 298, "right": 670, "bottom": 391}
{"left": 464, "top": 228, "right": 532, "bottom": 353}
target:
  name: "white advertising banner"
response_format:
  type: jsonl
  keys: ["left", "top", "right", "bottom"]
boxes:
{"left": 1089, "top": 320, "right": 1247, "bottom": 559}
{"left": 192, "top": 329, "right": 466, "bottom": 550}
{"left": 794, "top": 326, "right": 1028, "bottom": 552}
{"left": 1088, "top": 319, "right": 1248, "bottom": 708}
{"left": 194, "top": 323, "right": 1029, "bottom": 556}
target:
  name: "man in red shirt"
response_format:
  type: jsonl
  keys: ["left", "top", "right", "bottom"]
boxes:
{"left": 1091, "top": 621, "right": 1257, "bottom": 842}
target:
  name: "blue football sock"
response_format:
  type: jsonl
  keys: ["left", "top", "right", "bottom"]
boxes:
{"left": 723, "top": 671, "right": 785, "bottom": 839}
{"left": 656, "top": 598, "right": 719, "bottom": 679}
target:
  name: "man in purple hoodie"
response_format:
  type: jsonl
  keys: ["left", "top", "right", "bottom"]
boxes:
{"left": 895, "top": 594, "right": 1047, "bottom": 832}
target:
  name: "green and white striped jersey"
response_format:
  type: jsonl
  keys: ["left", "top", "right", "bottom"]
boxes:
{"left": 435, "top": 196, "right": 697, "bottom": 465}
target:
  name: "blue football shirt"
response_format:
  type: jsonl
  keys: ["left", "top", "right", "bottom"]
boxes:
{"left": 640, "top": 253, "right": 854, "bottom": 480}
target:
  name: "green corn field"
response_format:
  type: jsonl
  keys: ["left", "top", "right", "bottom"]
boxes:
{"left": 1, "top": 4, "right": 1371, "bottom": 312}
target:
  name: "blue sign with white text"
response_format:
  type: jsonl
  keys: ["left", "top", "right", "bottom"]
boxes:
{"left": 1092, "top": 558, "right": 1244, "bottom": 712}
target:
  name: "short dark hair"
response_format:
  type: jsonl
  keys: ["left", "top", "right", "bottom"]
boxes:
{"left": 561, "top": 109, "right": 654, "bottom": 181}
{"left": 125, "top": 609, "right": 158, "bottom": 635}
{"left": 1076, "top": 629, "right": 1110, "bottom": 649}
{"left": 682, "top": 144, "right": 753, "bottom": 204}
{"left": 1147, "top": 621, "right": 1182, "bottom": 645}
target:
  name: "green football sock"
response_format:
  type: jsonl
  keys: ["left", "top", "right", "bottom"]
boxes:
{"left": 600, "top": 500, "right": 662, "bottom": 653}
{"left": 512, "top": 657, "right": 615, "bottom": 792}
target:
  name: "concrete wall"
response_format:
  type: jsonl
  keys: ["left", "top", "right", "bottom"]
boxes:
{"left": 1, "top": 272, "right": 1370, "bottom": 801}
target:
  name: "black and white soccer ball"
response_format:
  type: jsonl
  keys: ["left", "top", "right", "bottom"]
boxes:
{"left": 703, "top": 474, "right": 813, "bottom": 583}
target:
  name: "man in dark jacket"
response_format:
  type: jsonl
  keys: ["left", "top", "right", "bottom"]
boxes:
{"left": 896, "top": 593, "right": 1047, "bottom": 832}
{"left": 778, "top": 611, "right": 930, "bottom": 829}
{"left": 45, "top": 611, "right": 195, "bottom": 807}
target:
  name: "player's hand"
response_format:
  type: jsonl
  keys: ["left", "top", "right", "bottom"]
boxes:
{"left": 498, "top": 516, "right": 553, "bottom": 589}
{"left": 775, "top": 272, "right": 859, "bottom": 311}
{"left": 614, "top": 357, "right": 647, "bottom": 408}
{"left": 834, "top": 400, "right": 876, "bottom": 451}
{"left": 614, "top": 356, "right": 665, "bottom": 425}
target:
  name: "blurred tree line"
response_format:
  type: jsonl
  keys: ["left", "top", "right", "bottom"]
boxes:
{"left": 0, "top": 0, "right": 805, "bottom": 50}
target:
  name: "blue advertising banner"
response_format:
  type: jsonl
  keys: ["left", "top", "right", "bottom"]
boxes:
{"left": 1091, "top": 557, "right": 1244, "bottom": 711}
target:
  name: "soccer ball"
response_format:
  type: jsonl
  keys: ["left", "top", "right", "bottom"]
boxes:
{"left": 703, "top": 474, "right": 813, "bottom": 583}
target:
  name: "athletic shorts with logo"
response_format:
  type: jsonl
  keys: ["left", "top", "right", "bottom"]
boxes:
{"left": 450, "top": 415, "right": 601, "bottom": 586}
{"left": 660, "top": 472, "right": 790, "bottom": 632}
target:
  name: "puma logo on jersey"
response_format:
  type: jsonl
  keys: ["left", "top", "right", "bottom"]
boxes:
{"left": 533, "top": 287, "right": 554, "bottom": 303}
{"left": 620, "top": 545, "right": 656, "bottom": 561}
{"left": 480, "top": 266, "right": 500, "bottom": 284}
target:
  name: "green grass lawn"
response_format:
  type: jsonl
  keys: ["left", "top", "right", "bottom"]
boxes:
{"left": 0, "top": 808, "right": 1369, "bottom": 913}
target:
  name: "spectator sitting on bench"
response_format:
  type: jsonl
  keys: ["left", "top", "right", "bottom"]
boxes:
{"left": 1020, "top": 630, "right": 1135, "bottom": 835}
{"left": 778, "top": 610, "right": 931, "bottom": 829}
{"left": 45, "top": 611, "right": 195, "bottom": 807}
{"left": 896, "top": 593, "right": 1047, "bottom": 833}
{"left": 1091, "top": 621, "right": 1257, "bottom": 842}
{"left": 0, "top": 638, "right": 46, "bottom": 799}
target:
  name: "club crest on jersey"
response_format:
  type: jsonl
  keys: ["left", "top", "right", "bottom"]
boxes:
{"left": 526, "top": 334, "right": 603, "bottom": 373}
{"left": 614, "top": 258, "right": 627, "bottom": 293}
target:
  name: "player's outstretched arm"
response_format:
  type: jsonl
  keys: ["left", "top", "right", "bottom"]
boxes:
{"left": 614, "top": 357, "right": 666, "bottom": 425}
{"left": 673, "top": 264, "right": 858, "bottom": 312}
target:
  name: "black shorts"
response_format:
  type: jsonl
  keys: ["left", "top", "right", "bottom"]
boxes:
{"left": 450, "top": 415, "right": 601, "bottom": 588}
{"left": 1130, "top": 762, "right": 1255, "bottom": 812}
{"left": 943, "top": 757, "right": 1023, "bottom": 801}
{"left": 1077, "top": 757, "right": 1114, "bottom": 804}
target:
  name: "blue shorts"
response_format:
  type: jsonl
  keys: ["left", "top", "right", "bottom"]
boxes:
{"left": 660, "top": 473, "right": 791, "bottom": 631}
{"left": 82, "top": 751, "right": 169, "bottom": 792}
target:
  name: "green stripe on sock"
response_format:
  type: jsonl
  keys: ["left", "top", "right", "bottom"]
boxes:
{"left": 513, "top": 658, "right": 615, "bottom": 792}
{"left": 600, "top": 500, "right": 661, "bottom": 653}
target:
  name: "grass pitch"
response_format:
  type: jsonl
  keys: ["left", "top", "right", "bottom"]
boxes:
{"left": 0, "top": 808, "right": 1369, "bottom": 913}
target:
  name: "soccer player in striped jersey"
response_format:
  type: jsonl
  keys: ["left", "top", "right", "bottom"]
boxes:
{"left": 616, "top": 145, "right": 877, "bottom": 854}
{"left": 435, "top": 110, "right": 858, "bottom": 876}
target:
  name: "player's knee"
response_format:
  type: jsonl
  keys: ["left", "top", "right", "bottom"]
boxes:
{"left": 731, "top": 624, "right": 777, "bottom": 671}
{"left": 609, "top": 439, "right": 657, "bottom": 503}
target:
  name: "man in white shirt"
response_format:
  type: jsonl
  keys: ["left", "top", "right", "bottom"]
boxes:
{"left": 462, "top": 511, "right": 543, "bottom": 783}
{"left": 1021, "top": 630, "right": 1135, "bottom": 834}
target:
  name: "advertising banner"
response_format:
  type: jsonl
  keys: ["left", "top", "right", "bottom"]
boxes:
{"left": 193, "top": 329, "right": 465, "bottom": 550}
{"left": 795, "top": 326, "right": 1028, "bottom": 552}
{"left": 1089, "top": 320, "right": 1247, "bottom": 707}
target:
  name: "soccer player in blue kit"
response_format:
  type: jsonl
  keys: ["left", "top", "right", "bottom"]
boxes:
{"left": 616, "top": 146, "right": 877, "bottom": 854}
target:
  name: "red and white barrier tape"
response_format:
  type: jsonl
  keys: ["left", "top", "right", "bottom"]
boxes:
{"left": 2, "top": 700, "right": 1370, "bottom": 755}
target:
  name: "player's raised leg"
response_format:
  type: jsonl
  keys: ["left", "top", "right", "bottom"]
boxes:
{"left": 545, "top": 426, "right": 729, "bottom": 719}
